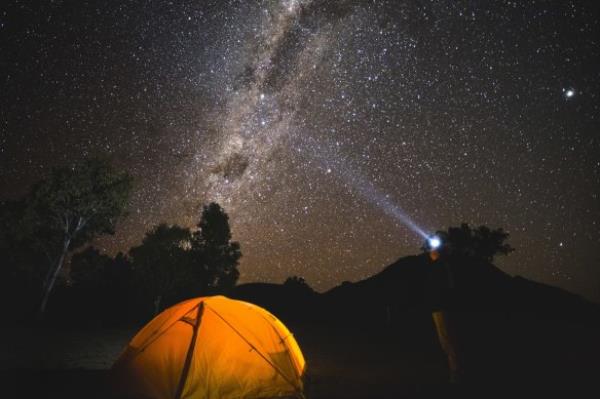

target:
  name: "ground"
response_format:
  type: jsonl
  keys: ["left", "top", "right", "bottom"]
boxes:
{"left": 0, "top": 323, "right": 448, "bottom": 398}
{"left": 0, "top": 320, "right": 597, "bottom": 398}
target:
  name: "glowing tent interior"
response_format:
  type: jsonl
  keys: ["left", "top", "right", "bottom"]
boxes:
{"left": 112, "top": 296, "right": 306, "bottom": 399}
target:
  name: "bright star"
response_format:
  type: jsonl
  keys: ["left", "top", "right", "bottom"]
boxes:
{"left": 564, "top": 88, "right": 575, "bottom": 98}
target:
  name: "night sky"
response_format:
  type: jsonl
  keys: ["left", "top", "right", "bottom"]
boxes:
{"left": 1, "top": 1, "right": 599, "bottom": 301}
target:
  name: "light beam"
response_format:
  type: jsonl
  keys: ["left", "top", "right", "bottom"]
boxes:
{"left": 299, "top": 135, "right": 432, "bottom": 241}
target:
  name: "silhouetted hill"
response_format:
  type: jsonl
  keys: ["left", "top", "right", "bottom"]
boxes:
{"left": 233, "top": 254, "right": 600, "bottom": 327}
{"left": 324, "top": 255, "right": 429, "bottom": 307}
{"left": 233, "top": 254, "right": 600, "bottom": 390}
{"left": 232, "top": 282, "right": 318, "bottom": 323}
{"left": 509, "top": 275, "right": 600, "bottom": 319}
{"left": 323, "top": 254, "right": 600, "bottom": 323}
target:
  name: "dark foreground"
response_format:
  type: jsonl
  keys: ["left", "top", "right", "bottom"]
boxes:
{"left": 0, "top": 370, "right": 455, "bottom": 399}
{"left": 1, "top": 317, "right": 599, "bottom": 399}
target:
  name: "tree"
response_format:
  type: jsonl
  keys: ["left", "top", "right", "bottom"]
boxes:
{"left": 0, "top": 200, "right": 48, "bottom": 317}
{"left": 190, "top": 203, "right": 241, "bottom": 292}
{"left": 127, "top": 203, "right": 241, "bottom": 317}
{"left": 424, "top": 223, "right": 514, "bottom": 263}
{"left": 25, "top": 158, "right": 132, "bottom": 315}
{"left": 70, "top": 247, "right": 113, "bottom": 286}
{"left": 69, "top": 248, "right": 133, "bottom": 325}
{"left": 284, "top": 276, "right": 314, "bottom": 293}
{"left": 69, "top": 247, "right": 114, "bottom": 323}
{"left": 129, "top": 224, "right": 192, "bottom": 316}
{"left": 0, "top": 200, "right": 45, "bottom": 281}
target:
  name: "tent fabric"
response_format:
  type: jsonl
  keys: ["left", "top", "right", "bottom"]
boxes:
{"left": 112, "top": 296, "right": 305, "bottom": 399}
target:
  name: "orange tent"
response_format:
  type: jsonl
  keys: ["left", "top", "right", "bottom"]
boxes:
{"left": 112, "top": 296, "right": 305, "bottom": 399}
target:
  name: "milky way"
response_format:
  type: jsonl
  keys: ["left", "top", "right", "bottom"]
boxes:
{"left": 191, "top": 0, "right": 318, "bottom": 208}
{"left": 1, "top": 1, "right": 599, "bottom": 301}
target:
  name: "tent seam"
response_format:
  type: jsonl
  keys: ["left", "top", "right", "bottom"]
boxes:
{"left": 204, "top": 303, "right": 302, "bottom": 394}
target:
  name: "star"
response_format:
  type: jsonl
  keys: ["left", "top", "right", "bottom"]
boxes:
{"left": 1, "top": 1, "right": 599, "bottom": 302}
{"left": 563, "top": 88, "right": 575, "bottom": 99}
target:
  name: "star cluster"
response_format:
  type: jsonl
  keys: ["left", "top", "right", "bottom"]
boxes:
{"left": 1, "top": 1, "right": 599, "bottom": 300}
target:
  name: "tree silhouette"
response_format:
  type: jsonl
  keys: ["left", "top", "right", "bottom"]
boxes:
{"left": 129, "top": 224, "right": 192, "bottom": 316}
{"left": 190, "top": 203, "right": 241, "bottom": 292}
{"left": 129, "top": 204, "right": 241, "bottom": 316}
{"left": 68, "top": 248, "right": 134, "bottom": 325}
{"left": 284, "top": 276, "right": 314, "bottom": 293}
{"left": 424, "top": 223, "right": 514, "bottom": 263}
{"left": 104, "top": 252, "right": 134, "bottom": 323}
{"left": 0, "top": 200, "right": 48, "bottom": 316}
{"left": 18, "top": 158, "right": 132, "bottom": 315}
{"left": 70, "top": 247, "right": 113, "bottom": 286}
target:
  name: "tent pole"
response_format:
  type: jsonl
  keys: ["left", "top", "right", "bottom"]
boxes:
{"left": 205, "top": 305, "right": 303, "bottom": 395}
{"left": 175, "top": 302, "right": 205, "bottom": 399}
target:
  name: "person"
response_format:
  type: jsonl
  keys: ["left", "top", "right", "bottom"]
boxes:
{"left": 427, "top": 246, "right": 464, "bottom": 384}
